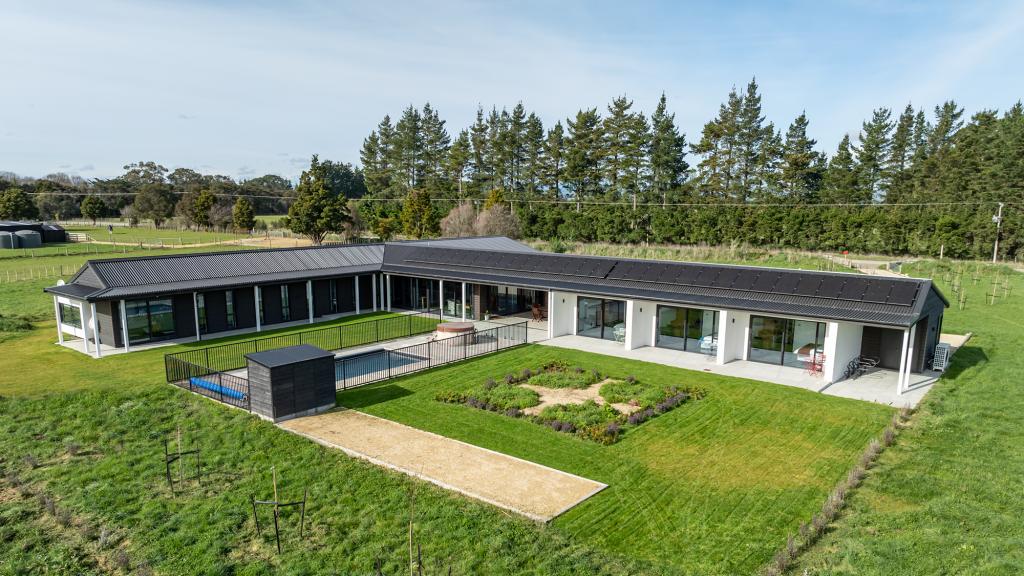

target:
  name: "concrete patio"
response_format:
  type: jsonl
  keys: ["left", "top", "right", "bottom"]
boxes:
{"left": 540, "top": 334, "right": 960, "bottom": 408}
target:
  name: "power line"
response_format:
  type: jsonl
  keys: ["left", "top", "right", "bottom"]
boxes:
{"left": 20, "top": 190, "right": 1013, "bottom": 209}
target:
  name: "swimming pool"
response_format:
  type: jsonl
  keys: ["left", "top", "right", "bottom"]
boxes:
{"left": 335, "top": 349, "right": 428, "bottom": 385}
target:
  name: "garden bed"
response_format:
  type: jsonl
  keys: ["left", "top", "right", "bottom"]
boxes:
{"left": 435, "top": 360, "right": 705, "bottom": 444}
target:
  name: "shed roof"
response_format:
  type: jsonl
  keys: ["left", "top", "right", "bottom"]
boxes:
{"left": 246, "top": 344, "right": 335, "bottom": 368}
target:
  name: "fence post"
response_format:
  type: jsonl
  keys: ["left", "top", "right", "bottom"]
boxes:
{"left": 388, "top": 350, "right": 392, "bottom": 380}
{"left": 376, "top": 321, "right": 380, "bottom": 343}
{"left": 408, "top": 313, "right": 412, "bottom": 336}
{"left": 338, "top": 325, "right": 344, "bottom": 350}
{"left": 428, "top": 340, "right": 433, "bottom": 368}
{"left": 205, "top": 349, "right": 211, "bottom": 371}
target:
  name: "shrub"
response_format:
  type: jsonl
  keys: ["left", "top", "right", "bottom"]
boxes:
{"left": 537, "top": 400, "right": 619, "bottom": 430}
{"left": 521, "top": 368, "right": 533, "bottom": 379}
{"left": 437, "top": 383, "right": 539, "bottom": 411}
{"left": 483, "top": 378, "right": 497, "bottom": 390}
{"left": 504, "top": 373, "right": 517, "bottom": 385}
{"left": 526, "top": 369, "right": 598, "bottom": 389}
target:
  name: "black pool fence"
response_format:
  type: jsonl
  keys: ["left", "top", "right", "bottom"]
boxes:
{"left": 335, "top": 321, "right": 529, "bottom": 390}
{"left": 165, "top": 309, "right": 441, "bottom": 383}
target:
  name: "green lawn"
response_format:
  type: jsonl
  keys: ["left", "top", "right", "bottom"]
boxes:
{"left": 64, "top": 225, "right": 251, "bottom": 245}
{"left": 788, "top": 261, "right": 1024, "bottom": 575}
{"left": 338, "top": 347, "right": 893, "bottom": 574}
{"left": 530, "top": 241, "right": 857, "bottom": 273}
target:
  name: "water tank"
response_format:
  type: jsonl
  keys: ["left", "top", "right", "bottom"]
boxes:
{"left": 0, "top": 231, "right": 15, "bottom": 249}
{"left": 14, "top": 230, "right": 42, "bottom": 248}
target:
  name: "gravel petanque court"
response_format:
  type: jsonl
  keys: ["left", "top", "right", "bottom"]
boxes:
{"left": 279, "top": 408, "right": 606, "bottom": 522}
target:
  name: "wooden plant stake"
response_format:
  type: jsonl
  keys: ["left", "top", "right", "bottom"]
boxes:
{"left": 251, "top": 466, "right": 308, "bottom": 554}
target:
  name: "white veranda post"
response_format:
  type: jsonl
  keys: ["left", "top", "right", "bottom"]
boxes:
{"left": 52, "top": 296, "right": 64, "bottom": 344}
{"left": 461, "top": 282, "right": 467, "bottom": 321}
{"left": 306, "top": 280, "right": 314, "bottom": 324}
{"left": 355, "top": 276, "right": 361, "bottom": 315}
{"left": 120, "top": 299, "right": 129, "bottom": 352}
{"left": 193, "top": 292, "right": 201, "bottom": 342}
{"left": 254, "top": 286, "right": 262, "bottom": 332}
{"left": 90, "top": 302, "right": 102, "bottom": 358}
{"left": 439, "top": 280, "right": 445, "bottom": 317}
{"left": 896, "top": 328, "right": 910, "bottom": 395}
{"left": 386, "top": 274, "right": 392, "bottom": 311}
{"left": 372, "top": 273, "right": 378, "bottom": 311}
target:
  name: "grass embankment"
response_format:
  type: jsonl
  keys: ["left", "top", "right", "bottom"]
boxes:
{"left": 64, "top": 225, "right": 250, "bottom": 245}
{"left": 530, "top": 241, "right": 857, "bottom": 272}
{"left": 339, "top": 347, "right": 892, "bottom": 574}
{"left": 788, "top": 261, "right": 1024, "bottom": 575}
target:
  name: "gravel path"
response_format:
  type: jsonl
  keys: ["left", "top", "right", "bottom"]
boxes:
{"left": 280, "top": 409, "right": 606, "bottom": 522}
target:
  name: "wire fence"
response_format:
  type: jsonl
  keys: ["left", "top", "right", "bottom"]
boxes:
{"left": 164, "top": 310, "right": 441, "bottom": 382}
{"left": 167, "top": 359, "right": 252, "bottom": 410}
{"left": 335, "top": 321, "right": 529, "bottom": 390}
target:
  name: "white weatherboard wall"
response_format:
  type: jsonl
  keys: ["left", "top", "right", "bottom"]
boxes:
{"left": 717, "top": 309, "right": 751, "bottom": 364}
{"left": 624, "top": 299, "right": 657, "bottom": 350}
{"left": 823, "top": 322, "right": 864, "bottom": 383}
{"left": 549, "top": 291, "right": 575, "bottom": 338}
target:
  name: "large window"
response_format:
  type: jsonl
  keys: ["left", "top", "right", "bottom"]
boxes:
{"left": 749, "top": 315, "right": 825, "bottom": 368}
{"left": 225, "top": 290, "right": 236, "bottom": 329}
{"left": 125, "top": 298, "right": 176, "bottom": 344}
{"left": 196, "top": 293, "right": 207, "bottom": 333}
{"left": 657, "top": 306, "right": 719, "bottom": 353}
{"left": 577, "top": 297, "right": 626, "bottom": 342}
{"left": 280, "top": 285, "right": 291, "bottom": 321}
{"left": 59, "top": 303, "right": 82, "bottom": 329}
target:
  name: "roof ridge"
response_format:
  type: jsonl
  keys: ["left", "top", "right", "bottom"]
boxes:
{"left": 86, "top": 241, "right": 385, "bottom": 267}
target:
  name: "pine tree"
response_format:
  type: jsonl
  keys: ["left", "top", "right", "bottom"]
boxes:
{"left": 445, "top": 130, "right": 472, "bottom": 199}
{"left": 522, "top": 113, "right": 545, "bottom": 196}
{"left": 232, "top": 196, "right": 255, "bottom": 232}
{"left": 854, "top": 107, "right": 893, "bottom": 202}
{"left": 779, "top": 112, "right": 823, "bottom": 200}
{"left": 542, "top": 122, "right": 566, "bottom": 199}
{"left": 823, "top": 134, "right": 858, "bottom": 203}
{"left": 885, "top": 104, "right": 916, "bottom": 203}
{"left": 394, "top": 105, "right": 424, "bottom": 190}
{"left": 602, "top": 96, "right": 650, "bottom": 207}
{"left": 286, "top": 155, "right": 352, "bottom": 244}
{"left": 469, "top": 107, "right": 491, "bottom": 195}
{"left": 565, "top": 108, "right": 604, "bottom": 208}
{"left": 649, "top": 93, "right": 688, "bottom": 206}
{"left": 420, "top": 103, "right": 451, "bottom": 191}
{"left": 692, "top": 87, "right": 742, "bottom": 199}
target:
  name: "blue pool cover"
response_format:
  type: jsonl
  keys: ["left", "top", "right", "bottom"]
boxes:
{"left": 190, "top": 377, "right": 246, "bottom": 400}
{"left": 336, "top": 350, "right": 427, "bottom": 381}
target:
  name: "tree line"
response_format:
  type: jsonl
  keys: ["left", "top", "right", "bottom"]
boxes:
{"left": 1, "top": 79, "right": 1020, "bottom": 259}
{"left": 357, "top": 80, "right": 1022, "bottom": 259}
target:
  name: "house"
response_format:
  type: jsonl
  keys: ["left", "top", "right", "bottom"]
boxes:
{"left": 46, "top": 236, "right": 947, "bottom": 395}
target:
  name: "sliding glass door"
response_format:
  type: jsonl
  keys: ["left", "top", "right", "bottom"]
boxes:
{"left": 577, "top": 297, "right": 626, "bottom": 342}
{"left": 657, "top": 306, "right": 719, "bottom": 353}
{"left": 749, "top": 315, "right": 825, "bottom": 368}
{"left": 125, "top": 298, "right": 176, "bottom": 344}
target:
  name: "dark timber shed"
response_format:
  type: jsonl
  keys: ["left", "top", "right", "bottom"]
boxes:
{"left": 245, "top": 345, "right": 336, "bottom": 422}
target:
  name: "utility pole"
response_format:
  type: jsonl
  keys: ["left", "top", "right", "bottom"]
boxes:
{"left": 992, "top": 202, "right": 1004, "bottom": 263}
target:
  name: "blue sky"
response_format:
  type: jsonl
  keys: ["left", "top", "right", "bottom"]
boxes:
{"left": 1, "top": 0, "right": 1022, "bottom": 182}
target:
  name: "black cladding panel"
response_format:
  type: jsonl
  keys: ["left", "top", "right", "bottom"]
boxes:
{"left": 887, "top": 282, "right": 919, "bottom": 306}
{"left": 839, "top": 278, "right": 871, "bottom": 300}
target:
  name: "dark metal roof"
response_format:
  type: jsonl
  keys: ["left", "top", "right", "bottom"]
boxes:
{"left": 43, "top": 237, "right": 535, "bottom": 302}
{"left": 381, "top": 245, "right": 946, "bottom": 327}
{"left": 246, "top": 344, "right": 335, "bottom": 368}
{"left": 44, "top": 236, "right": 945, "bottom": 326}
